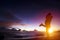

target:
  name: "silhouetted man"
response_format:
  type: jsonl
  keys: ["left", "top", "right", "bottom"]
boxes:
{"left": 39, "top": 13, "right": 53, "bottom": 36}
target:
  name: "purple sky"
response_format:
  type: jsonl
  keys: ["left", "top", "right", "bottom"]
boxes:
{"left": 0, "top": 0, "right": 60, "bottom": 30}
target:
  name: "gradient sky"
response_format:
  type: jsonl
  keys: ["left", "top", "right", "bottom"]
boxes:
{"left": 0, "top": 0, "right": 60, "bottom": 30}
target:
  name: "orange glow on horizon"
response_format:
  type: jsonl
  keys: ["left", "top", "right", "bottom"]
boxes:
{"left": 11, "top": 24, "right": 56, "bottom": 32}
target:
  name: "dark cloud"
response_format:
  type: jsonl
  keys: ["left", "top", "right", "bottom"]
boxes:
{"left": 2, "top": 12, "right": 14, "bottom": 19}
{"left": 0, "top": 11, "right": 22, "bottom": 27}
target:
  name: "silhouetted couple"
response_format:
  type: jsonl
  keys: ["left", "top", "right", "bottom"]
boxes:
{"left": 39, "top": 13, "right": 53, "bottom": 36}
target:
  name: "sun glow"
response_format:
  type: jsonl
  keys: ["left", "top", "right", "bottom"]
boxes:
{"left": 48, "top": 28, "right": 54, "bottom": 33}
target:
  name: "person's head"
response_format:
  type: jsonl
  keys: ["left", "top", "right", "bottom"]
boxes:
{"left": 47, "top": 12, "right": 52, "bottom": 16}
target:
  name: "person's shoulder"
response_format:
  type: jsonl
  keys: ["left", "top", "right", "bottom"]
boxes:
{"left": 51, "top": 16, "right": 53, "bottom": 17}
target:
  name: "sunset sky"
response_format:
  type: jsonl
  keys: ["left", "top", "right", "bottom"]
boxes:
{"left": 0, "top": 0, "right": 60, "bottom": 31}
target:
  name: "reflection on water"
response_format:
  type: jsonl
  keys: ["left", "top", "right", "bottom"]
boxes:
{"left": 0, "top": 27, "right": 59, "bottom": 40}
{"left": 4, "top": 31, "right": 60, "bottom": 40}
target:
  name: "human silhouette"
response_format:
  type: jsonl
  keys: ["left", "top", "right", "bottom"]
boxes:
{"left": 39, "top": 13, "right": 53, "bottom": 36}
